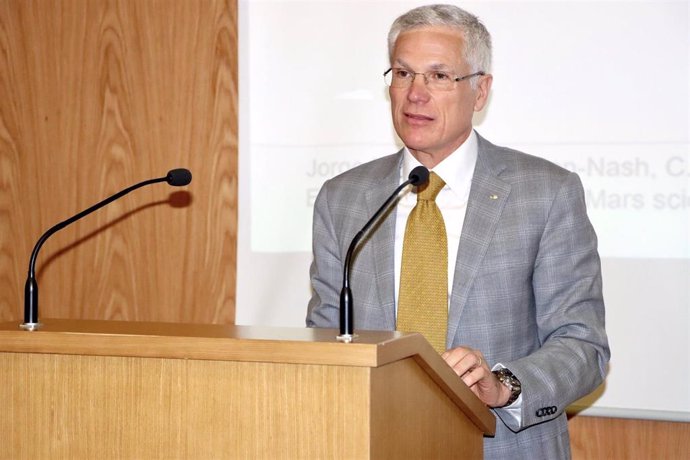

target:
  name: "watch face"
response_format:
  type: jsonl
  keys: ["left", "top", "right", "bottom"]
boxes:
{"left": 496, "top": 369, "right": 515, "bottom": 384}
{"left": 495, "top": 369, "right": 520, "bottom": 393}
{"left": 492, "top": 369, "right": 521, "bottom": 407}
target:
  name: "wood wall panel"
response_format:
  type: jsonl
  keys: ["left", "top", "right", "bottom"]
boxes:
{"left": 569, "top": 415, "right": 690, "bottom": 459}
{"left": 0, "top": 0, "right": 236, "bottom": 323}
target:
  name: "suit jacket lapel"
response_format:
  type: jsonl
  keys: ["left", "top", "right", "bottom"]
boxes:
{"left": 363, "top": 151, "right": 403, "bottom": 330}
{"left": 447, "top": 135, "right": 512, "bottom": 342}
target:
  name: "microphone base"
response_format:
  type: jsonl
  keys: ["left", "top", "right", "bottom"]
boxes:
{"left": 336, "top": 333, "right": 358, "bottom": 343}
{"left": 19, "top": 322, "right": 42, "bottom": 331}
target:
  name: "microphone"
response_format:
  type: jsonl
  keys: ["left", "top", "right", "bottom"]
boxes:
{"left": 21, "top": 168, "right": 192, "bottom": 331}
{"left": 337, "top": 165, "right": 429, "bottom": 342}
{"left": 166, "top": 168, "right": 192, "bottom": 186}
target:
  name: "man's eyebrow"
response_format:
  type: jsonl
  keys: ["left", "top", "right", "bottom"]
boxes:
{"left": 392, "top": 58, "right": 411, "bottom": 69}
{"left": 392, "top": 59, "right": 452, "bottom": 71}
{"left": 428, "top": 63, "right": 452, "bottom": 71}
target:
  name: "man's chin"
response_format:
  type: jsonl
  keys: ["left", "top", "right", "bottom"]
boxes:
{"left": 402, "top": 141, "right": 433, "bottom": 156}
{"left": 399, "top": 135, "right": 431, "bottom": 153}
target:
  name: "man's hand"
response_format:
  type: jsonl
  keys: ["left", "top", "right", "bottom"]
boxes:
{"left": 441, "top": 346, "right": 511, "bottom": 408}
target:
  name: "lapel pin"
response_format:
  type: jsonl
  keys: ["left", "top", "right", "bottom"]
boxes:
{"left": 489, "top": 194, "right": 498, "bottom": 200}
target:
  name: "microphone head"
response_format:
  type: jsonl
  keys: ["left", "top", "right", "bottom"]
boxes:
{"left": 408, "top": 166, "right": 429, "bottom": 186}
{"left": 166, "top": 168, "right": 192, "bottom": 186}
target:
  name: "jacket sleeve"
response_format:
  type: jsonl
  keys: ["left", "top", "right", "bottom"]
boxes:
{"left": 494, "top": 172, "right": 610, "bottom": 432}
{"left": 306, "top": 180, "right": 342, "bottom": 328}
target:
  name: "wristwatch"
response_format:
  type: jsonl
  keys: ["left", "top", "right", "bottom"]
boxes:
{"left": 492, "top": 368, "right": 522, "bottom": 407}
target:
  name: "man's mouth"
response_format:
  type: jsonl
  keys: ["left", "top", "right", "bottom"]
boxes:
{"left": 405, "top": 112, "right": 434, "bottom": 125}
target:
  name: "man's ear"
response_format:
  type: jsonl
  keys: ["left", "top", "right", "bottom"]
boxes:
{"left": 474, "top": 74, "right": 493, "bottom": 112}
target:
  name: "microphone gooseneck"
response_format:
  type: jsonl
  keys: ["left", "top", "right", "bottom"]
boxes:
{"left": 337, "top": 165, "right": 430, "bottom": 342}
{"left": 21, "top": 168, "right": 192, "bottom": 331}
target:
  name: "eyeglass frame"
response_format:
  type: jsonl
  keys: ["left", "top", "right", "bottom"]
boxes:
{"left": 383, "top": 67, "right": 486, "bottom": 90}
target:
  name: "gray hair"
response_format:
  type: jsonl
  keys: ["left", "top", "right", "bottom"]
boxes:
{"left": 388, "top": 4, "right": 492, "bottom": 77}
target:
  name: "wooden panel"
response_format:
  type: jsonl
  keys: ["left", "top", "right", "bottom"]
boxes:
{"left": 0, "top": 320, "right": 497, "bottom": 458}
{"left": 569, "top": 414, "right": 690, "bottom": 459}
{"left": 0, "top": 318, "right": 496, "bottom": 437}
{"left": 371, "top": 358, "right": 483, "bottom": 459}
{"left": 185, "top": 359, "right": 369, "bottom": 459}
{"left": 1, "top": 352, "right": 371, "bottom": 459}
{"left": 0, "top": 0, "right": 237, "bottom": 323}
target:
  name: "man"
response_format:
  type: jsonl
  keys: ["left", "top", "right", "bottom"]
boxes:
{"left": 306, "top": 4, "right": 609, "bottom": 458}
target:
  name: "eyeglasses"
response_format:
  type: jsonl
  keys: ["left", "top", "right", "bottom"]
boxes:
{"left": 383, "top": 67, "right": 485, "bottom": 91}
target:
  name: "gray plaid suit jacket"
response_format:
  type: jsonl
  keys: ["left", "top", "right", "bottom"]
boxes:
{"left": 306, "top": 132, "right": 610, "bottom": 459}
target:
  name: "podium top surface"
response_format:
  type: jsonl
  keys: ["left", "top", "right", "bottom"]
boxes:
{"left": 0, "top": 319, "right": 419, "bottom": 367}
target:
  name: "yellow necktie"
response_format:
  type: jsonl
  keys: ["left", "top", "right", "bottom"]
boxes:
{"left": 397, "top": 172, "right": 448, "bottom": 353}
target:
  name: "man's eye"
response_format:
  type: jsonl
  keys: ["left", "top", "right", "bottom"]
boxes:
{"left": 431, "top": 72, "right": 451, "bottom": 81}
{"left": 394, "top": 69, "right": 411, "bottom": 78}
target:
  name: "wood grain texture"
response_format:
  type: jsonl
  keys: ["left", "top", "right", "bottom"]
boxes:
{"left": 1, "top": 352, "right": 371, "bottom": 459}
{"left": 0, "top": 321, "right": 490, "bottom": 459}
{"left": 0, "top": 0, "right": 237, "bottom": 323}
{"left": 371, "top": 358, "right": 483, "bottom": 459}
{"left": 0, "top": 319, "right": 419, "bottom": 366}
{"left": 569, "top": 415, "right": 690, "bottom": 459}
{"left": 0, "top": 318, "right": 497, "bottom": 438}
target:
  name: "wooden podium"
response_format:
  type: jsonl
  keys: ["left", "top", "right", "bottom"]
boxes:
{"left": 0, "top": 319, "right": 495, "bottom": 459}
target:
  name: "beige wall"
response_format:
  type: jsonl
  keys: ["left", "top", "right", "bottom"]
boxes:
{"left": 0, "top": 0, "right": 236, "bottom": 324}
{"left": 0, "top": 0, "right": 687, "bottom": 458}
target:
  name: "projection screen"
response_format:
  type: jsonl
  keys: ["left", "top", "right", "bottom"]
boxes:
{"left": 237, "top": 0, "right": 689, "bottom": 421}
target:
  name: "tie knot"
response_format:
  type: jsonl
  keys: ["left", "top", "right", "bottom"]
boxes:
{"left": 417, "top": 172, "right": 445, "bottom": 201}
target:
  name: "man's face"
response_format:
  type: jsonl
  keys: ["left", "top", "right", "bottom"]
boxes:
{"left": 389, "top": 26, "right": 491, "bottom": 166}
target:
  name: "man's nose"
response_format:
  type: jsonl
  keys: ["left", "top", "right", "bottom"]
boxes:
{"left": 407, "top": 74, "right": 431, "bottom": 103}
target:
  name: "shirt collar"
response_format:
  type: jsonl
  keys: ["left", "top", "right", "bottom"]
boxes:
{"left": 401, "top": 130, "right": 478, "bottom": 198}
